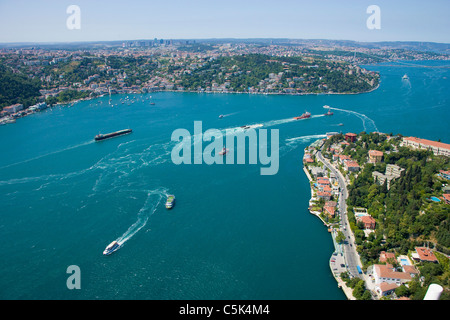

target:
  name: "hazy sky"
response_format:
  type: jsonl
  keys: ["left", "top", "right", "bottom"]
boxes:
{"left": 0, "top": 0, "right": 449, "bottom": 43}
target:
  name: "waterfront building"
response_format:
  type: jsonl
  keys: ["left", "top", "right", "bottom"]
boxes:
{"left": 3, "top": 103, "right": 24, "bottom": 114}
{"left": 402, "top": 136, "right": 450, "bottom": 157}
{"left": 323, "top": 205, "right": 335, "bottom": 217}
{"left": 317, "top": 191, "right": 332, "bottom": 201}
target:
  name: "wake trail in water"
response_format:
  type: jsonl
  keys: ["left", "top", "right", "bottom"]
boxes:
{"left": 115, "top": 187, "right": 169, "bottom": 247}
{"left": 221, "top": 111, "right": 240, "bottom": 118}
{"left": 1, "top": 112, "right": 326, "bottom": 189}
{"left": 0, "top": 140, "right": 95, "bottom": 170}
{"left": 327, "top": 106, "right": 378, "bottom": 132}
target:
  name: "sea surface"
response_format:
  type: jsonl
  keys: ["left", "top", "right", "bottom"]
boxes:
{"left": 0, "top": 60, "right": 448, "bottom": 300}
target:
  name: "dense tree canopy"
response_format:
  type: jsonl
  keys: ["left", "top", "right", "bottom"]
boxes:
{"left": 0, "top": 65, "right": 41, "bottom": 109}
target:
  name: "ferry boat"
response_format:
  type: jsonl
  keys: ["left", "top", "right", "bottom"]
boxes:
{"left": 165, "top": 195, "right": 175, "bottom": 209}
{"left": 95, "top": 129, "right": 132, "bottom": 141}
{"left": 324, "top": 110, "right": 333, "bottom": 116}
{"left": 294, "top": 111, "right": 311, "bottom": 120}
{"left": 219, "top": 147, "right": 228, "bottom": 155}
{"left": 103, "top": 241, "right": 120, "bottom": 255}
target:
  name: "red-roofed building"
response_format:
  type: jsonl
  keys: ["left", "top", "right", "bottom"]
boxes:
{"left": 345, "top": 132, "right": 357, "bottom": 142}
{"left": 402, "top": 136, "right": 450, "bottom": 157}
{"left": 439, "top": 170, "right": 450, "bottom": 180}
{"left": 357, "top": 215, "right": 376, "bottom": 230}
{"left": 379, "top": 251, "right": 396, "bottom": 263}
{"left": 317, "top": 177, "right": 330, "bottom": 183}
{"left": 345, "top": 160, "right": 360, "bottom": 172}
{"left": 369, "top": 150, "right": 384, "bottom": 163}
{"left": 413, "top": 247, "right": 438, "bottom": 263}
{"left": 376, "top": 282, "right": 399, "bottom": 297}
{"left": 325, "top": 201, "right": 337, "bottom": 207}
{"left": 443, "top": 194, "right": 450, "bottom": 205}
{"left": 317, "top": 191, "right": 332, "bottom": 201}
{"left": 323, "top": 205, "right": 335, "bottom": 217}
{"left": 371, "top": 264, "right": 412, "bottom": 286}
{"left": 402, "top": 265, "right": 419, "bottom": 277}
{"left": 3, "top": 103, "right": 23, "bottom": 115}
{"left": 338, "top": 154, "right": 351, "bottom": 164}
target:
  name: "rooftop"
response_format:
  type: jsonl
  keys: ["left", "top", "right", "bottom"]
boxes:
{"left": 415, "top": 247, "right": 438, "bottom": 262}
{"left": 404, "top": 136, "right": 450, "bottom": 151}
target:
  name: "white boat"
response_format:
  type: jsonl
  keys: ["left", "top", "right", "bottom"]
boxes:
{"left": 165, "top": 195, "right": 175, "bottom": 209}
{"left": 402, "top": 74, "right": 409, "bottom": 80}
{"left": 240, "top": 124, "right": 263, "bottom": 130}
{"left": 103, "top": 241, "right": 120, "bottom": 255}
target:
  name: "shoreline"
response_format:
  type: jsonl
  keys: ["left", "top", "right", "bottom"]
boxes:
{"left": 302, "top": 147, "right": 355, "bottom": 300}
{"left": 0, "top": 84, "right": 380, "bottom": 125}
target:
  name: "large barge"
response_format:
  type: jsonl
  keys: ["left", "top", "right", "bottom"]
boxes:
{"left": 95, "top": 129, "right": 132, "bottom": 141}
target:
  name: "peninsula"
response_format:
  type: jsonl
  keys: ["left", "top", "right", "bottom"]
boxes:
{"left": 303, "top": 131, "right": 450, "bottom": 300}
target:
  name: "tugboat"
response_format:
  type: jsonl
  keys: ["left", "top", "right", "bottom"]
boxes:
{"left": 165, "top": 195, "right": 175, "bottom": 209}
{"left": 219, "top": 147, "right": 228, "bottom": 155}
{"left": 103, "top": 241, "right": 120, "bottom": 255}
{"left": 294, "top": 111, "right": 311, "bottom": 120}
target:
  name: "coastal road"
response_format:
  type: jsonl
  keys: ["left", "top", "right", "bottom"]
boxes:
{"left": 316, "top": 150, "right": 363, "bottom": 279}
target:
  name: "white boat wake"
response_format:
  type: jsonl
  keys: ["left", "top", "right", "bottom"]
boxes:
{"left": 326, "top": 106, "right": 378, "bottom": 133}
{"left": 115, "top": 187, "right": 169, "bottom": 247}
{"left": 285, "top": 134, "right": 327, "bottom": 146}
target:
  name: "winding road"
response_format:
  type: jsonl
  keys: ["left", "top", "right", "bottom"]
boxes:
{"left": 316, "top": 149, "right": 363, "bottom": 279}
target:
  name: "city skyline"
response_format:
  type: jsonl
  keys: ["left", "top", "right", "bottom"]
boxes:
{"left": 0, "top": 0, "right": 449, "bottom": 44}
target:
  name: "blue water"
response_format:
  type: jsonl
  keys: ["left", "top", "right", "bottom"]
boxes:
{"left": 400, "top": 259, "right": 410, "bottom": 266}
{"left": 0, "top": 60, "right": 449, "bottom": 299}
